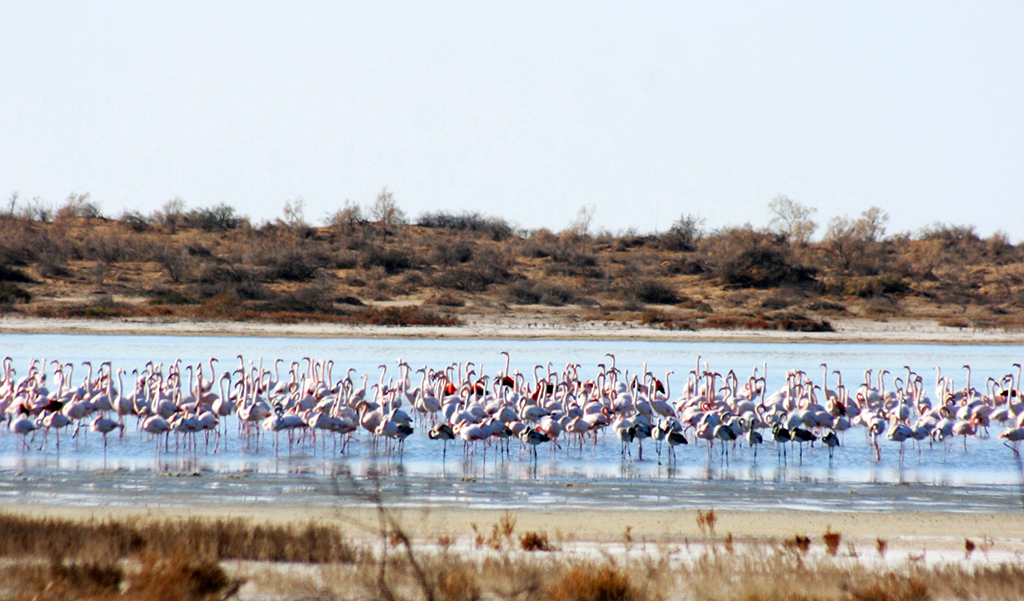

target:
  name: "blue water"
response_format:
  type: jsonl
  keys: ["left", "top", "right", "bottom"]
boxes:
{"left": 2, "top": 334, "right": 1024, "bottom": 513}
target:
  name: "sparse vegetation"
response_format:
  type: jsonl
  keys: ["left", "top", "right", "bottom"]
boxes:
{"left": 0, "top": 193, "right": 1021, "bottom": 331}
{"left": 2, "top": 511, "right": 1023, "bottom": 601}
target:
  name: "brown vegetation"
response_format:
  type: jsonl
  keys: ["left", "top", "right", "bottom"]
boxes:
{"left": 3, "top": 193, "right": 1024, "bottom": 330}
{"left": 3, "top": 512, "right": 1024, "bottom": 600}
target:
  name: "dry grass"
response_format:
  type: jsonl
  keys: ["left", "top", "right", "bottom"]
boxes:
{"left": 696, "top": 509, "right": 718, "bottom": 536}
{"left": 10, "top": 511, "right": 1024, "bottom": 600}
{"left": 0, "top": 513, "right": 357, "bottom": 564}
{"left": 3, "top": 552, "right": 241, "bottom": 601}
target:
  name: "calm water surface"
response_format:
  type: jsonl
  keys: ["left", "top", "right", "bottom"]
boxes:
{"left": 2, "top": 334, "right": 1024, "bottom": 513}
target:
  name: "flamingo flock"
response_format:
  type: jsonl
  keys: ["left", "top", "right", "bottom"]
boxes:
{"left": 2, "top": 353, "right": 1024, "bottom": 467}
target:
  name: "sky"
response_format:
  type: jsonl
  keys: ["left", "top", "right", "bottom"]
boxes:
{"left": 2, "top": 2, "right": 1023, "bottom": 240}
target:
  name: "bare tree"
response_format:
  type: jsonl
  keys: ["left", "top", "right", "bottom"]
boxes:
{"left": 768, "top": 195, "right": 817, "bottom": 245}
{"left": 823, "top": 206, "right": 890, "bottom": 274}
{"left": 567, "top": 204, "right": 596, "bottom": 238}
{"left": 155, "top": 197, "right": 186, "bottom": 232}
{"left": 371, "top": 188, "right": 406, "bottom": 231}
{"left": 281, "top": 197, "right": 307, "bottom": 228}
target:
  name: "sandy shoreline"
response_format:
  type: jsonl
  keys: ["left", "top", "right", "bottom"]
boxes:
{"left": 1, "top": 315, "right": 1023, "bottom": 345}
{"left": 2, "top": 503, "right": 1021, "bottom": 552}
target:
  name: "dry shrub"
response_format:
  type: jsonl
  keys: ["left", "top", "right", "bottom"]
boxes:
{"left": 360, "top": 305, "right": 460, "bottom": 326}
{"left": 828, "top": 274, "right": 908, "bottom": 298}
{"left": 782, "top": 535, "right": 811, "bottom": 555}
{"left": 361, "top": 244, "right": 417, "bottom": 274}
{"left": 519, "top": 530, "right": 554, "bottom": 552}
{"left": 847, "top": 572, "right": 929, "bottom": 601}
{"left": 0, "top": 514, "right": 356, "bottom": 564}
{"left": 427, "top": 292, "right": 466, "bottom": 307}
{"left": 823, "top": 528, "right": 841, "bottom": 557}
{"left": 489, "top": 511, "right": 517, "bottom": 550}
{"left": 622, "top": 277, "right": 679, "bottom": 305}
{"left": 126, "top": 551, "right": 241, "bottom": 601}
{"left": 438, "top": 566, "right": 482, "bottom": 601}
{"left": 547, "top": 563, "right": 639, "bottom": 601}
{"left": 7, "top": 559, "right": 124, "bottom": 601}
{"left": 506, "top": 279, "right": 576, "bottom": 306}
{"left": 702, "top": 227, "right": 815, "bottom": 289}
{"left": 702, "top": 314, "right": 833, "bottom": 332}
{"left": 0, "top": 281, "right": 31, "bottom": 305}
{"left": 876, "top": 538, "right": 888, "bottom": 558}
{"left": 965, "top": 538, "right": 976, "bottom": 559}
{"left": 696, "top": 509, "right": 717, "bottom": 536}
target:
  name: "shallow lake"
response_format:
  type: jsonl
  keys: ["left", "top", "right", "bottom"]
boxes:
{"left": 2, "top": 334, "right": 1024, "bottom": 513}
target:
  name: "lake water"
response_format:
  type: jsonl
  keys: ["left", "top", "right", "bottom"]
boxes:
{"left": 2, "top": 334, "right": 1024, "bottom": 514}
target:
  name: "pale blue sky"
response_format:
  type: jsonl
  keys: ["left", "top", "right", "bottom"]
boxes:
{"left": 2, "top": 2, "right": 1022, "bottom": 239}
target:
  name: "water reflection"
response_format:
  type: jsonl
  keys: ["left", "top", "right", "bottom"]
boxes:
{"left": 3, "top": 334, "right": 1024, "bottom": 512}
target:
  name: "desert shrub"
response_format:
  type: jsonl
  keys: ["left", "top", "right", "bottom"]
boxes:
{"left": 659, "top": 213, "right": 705, "bottom": 252}
{"left": 760, "top": 293, "right": 800, "bottom": 310}
{"left": 506, "top": 280, "right": 576, "bottom": 306}
{"left": 361, "top": 245, "right": 417, "bottom": 274}
{"left": 270, "top": 282, "right": 336, "bottom": 313}
{"left": 360, "top": 306, "right": 459, "bottom": 326}
{"left": 435, "top": 266, "right": 507, "bottom": 292}
{"left": 661, "top": 258, "right": 705, "bottom": 275}
{"left": 805, "top": 300, "right": 846, "bottom": 312}
{"left": 120, "top": 209, "right": 151, "bottom": 232}
{"left": 54, "top": 192, "right": 102, "bottom": 220}
{"left": 34, "top": 234, "right": 70, "bottom": 278}
{"left": 435, "top": 247, "right": 514, "bottom": 292}
{"left": 821, "top": 207, "right": 891, "bottom": 275}
{"left": 77, "top": 228, "right": 130, "bottom": 264}
{"left": 702, "top": 227, "right": 815, "bottom": 288}
{"left": 432, "top": 238, "right": 475, "bottom": 267}
{"left": 149, "top": 291, "right": 200, "bottom": 306}
{"left": 622, "top": 278, "right": 679, "bottom": 305}
{"left": 0, "top": 282, "right": 31, "bottom": 304}
{"left": 0, "top": 264, "right": 33, "bottom": 283}
{"left": 152, "top": 243, "right": 195, "bottom": 283}
{"left": 331, "top": 249, "right": 360, "bottom": 269}
{"left": 0, "top": 220, "right": 38, "bottom": 265}
{"left": 615, "top": 230, "right": 656, "bottom": 250}
{"left": 426, "top": 292, "right": 466, "bottom": 307}
{"left": 829, "top": 274, "right": 908, "bottom": 298}
{"left": 549, "top": 236, "right": 599, "bottom": 275}
{"left": 417, "top": 210, "right": 515, "bottom": 241}
{"left": 521, "top": 228, "right": 559, "bottom": 258}
{"left": 325, "top": 199, "right": 366, "bottom": 230}
{"left": 271, "top": 247, "right": 330, "bottom": 281}
{"left": 182, "top": 203, "right": 246, "bottom": 231}
{"left": 192, "top": 265, "right": 272, "bottom": 301}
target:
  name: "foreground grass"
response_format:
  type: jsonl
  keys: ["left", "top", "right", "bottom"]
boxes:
{"left": 2, "top": 512, "right": 1023, "bottom": 600}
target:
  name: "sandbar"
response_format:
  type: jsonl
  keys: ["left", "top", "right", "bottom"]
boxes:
{"left": 1, "top": 315, "right": 1023, "bottom": 345}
